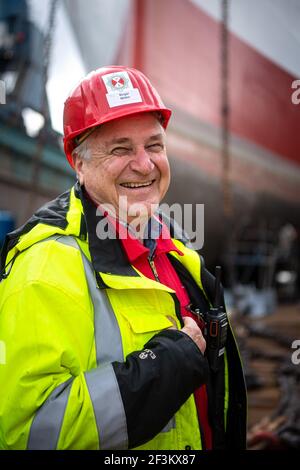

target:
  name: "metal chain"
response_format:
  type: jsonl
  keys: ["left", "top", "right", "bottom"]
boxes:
{"left": 42, "top": 0, "right": 59, "bottom": 123}
{"left": 221, "top": 0, "right": 231, "bottom": 216}
{"left": 26, "top": 0, "right": 59, "bottom": 218}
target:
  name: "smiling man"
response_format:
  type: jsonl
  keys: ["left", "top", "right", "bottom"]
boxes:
{"left": 73, "top": 112, "right": 170, "bottom": 227}
{"left": 0, "top": 66, "right": 246, "bottom": 450}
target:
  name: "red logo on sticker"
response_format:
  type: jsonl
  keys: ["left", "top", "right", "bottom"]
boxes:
{"left": 111, "top": 76, "right": 125, "bottom": 89}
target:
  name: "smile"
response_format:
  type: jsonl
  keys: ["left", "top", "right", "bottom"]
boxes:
{"left": 120, "top": 180, "right": 155, "bottom": 189}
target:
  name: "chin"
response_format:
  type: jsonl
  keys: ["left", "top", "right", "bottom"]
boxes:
{"left": 126, "top": 201, "right": 157, "bottom": 220}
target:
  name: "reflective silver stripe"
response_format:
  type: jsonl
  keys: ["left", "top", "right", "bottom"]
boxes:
{"left": 27, "top": 379, "right": 72, "bottom": 449}
{"left": 56, "top": 236, "right": 128, "bottom": 448}
{"left": 161, "top": 416, "right": 176, "bottom": 433}
{"left": 56, "top": 236, "right": 124, "bottom": 364}
{"left": 85, "top": 364, "right": 128, "bottom": 449}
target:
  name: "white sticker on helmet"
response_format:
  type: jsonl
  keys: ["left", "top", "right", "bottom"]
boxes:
{"left": 102, "top": 71, "right": 142, "bottom": 108}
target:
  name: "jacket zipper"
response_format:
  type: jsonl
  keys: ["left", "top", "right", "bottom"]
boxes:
{"left": 148, "top": 255, "right": 160, "bottom": 282}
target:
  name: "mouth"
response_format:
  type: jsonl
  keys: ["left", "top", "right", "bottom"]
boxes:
{"left": 120, "top": 179, "right": 155, "bottom": 189}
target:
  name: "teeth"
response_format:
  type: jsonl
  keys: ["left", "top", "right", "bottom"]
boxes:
{"left": 121, "top": 181, "right": 153, "bottom": 188}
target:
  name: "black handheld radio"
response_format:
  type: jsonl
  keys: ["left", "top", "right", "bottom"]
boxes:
{"left": 194, "top": 266, "right": 228, "bottom": 372}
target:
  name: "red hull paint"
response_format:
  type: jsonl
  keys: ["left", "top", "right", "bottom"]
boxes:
{"left": 117, "top": 0, "right": 300, "bottom": 167}
{"left": 166, "top": 130, "right": 299, "bottom": 205}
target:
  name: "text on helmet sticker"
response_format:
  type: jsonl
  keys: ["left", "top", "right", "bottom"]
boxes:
{"left": 102, "top": 71, "right": 142, "bottom": 108}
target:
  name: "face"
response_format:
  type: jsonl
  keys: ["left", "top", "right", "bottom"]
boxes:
{"left": 74, "top": 113, "right": 170, "bottom": 223}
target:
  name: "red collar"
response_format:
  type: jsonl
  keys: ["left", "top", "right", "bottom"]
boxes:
{"left": 84, "top": 188, "right": 183, "bottom": 262}
{"left": 111, "top": 213, "right": 183, "bottom": 264}
{"left": 122, "top": 223, "right": 183, "bottom": 264}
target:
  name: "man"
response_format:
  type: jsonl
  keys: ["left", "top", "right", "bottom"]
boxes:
{"left": 0, "top": 66, "right": 246, "bottom": 450}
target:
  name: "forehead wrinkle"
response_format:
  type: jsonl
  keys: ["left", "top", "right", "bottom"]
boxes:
{"left": 105, "top": 137, "right": 132, "bottom": 146}
{"left": 105, "top": 132, "right": 165, "bottom": 147}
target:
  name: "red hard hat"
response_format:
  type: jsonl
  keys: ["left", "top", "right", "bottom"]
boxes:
{"left": 63, "top": 66, "right": 172, "bottom": 168}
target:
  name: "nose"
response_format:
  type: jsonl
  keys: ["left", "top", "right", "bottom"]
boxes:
{"left": 129, "top": 147, "right": 155, "bottom": 175}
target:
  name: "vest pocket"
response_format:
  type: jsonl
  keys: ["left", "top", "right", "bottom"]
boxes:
{"left": 107, "top": 288, "right": 178, "bottom": 353}
{"left": 119, "top": 310, "right": 175, "bottom": 352}
{"left": 127, "top": 313, "right": 173, "bottom": 333}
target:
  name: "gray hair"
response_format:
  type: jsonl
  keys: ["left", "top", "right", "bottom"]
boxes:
{"left": 71, "top": 136, "right": 92, "bottom": 162}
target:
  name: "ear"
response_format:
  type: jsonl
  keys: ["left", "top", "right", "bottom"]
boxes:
{"left": 73, "top": 156, "right": 85, "bottom": 185}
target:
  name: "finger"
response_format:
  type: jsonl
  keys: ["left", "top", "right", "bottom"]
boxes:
{"left": 182, "top": 316, "right": 198, "bottom": 328}
{"left": 166, "top": 315, "right": 178, "bottom": 329}
{"left": 182, "top": 317, "right": 206, "bottom": 354}
{"left": 195, "top": 334, "right": 206, "bottom": 354}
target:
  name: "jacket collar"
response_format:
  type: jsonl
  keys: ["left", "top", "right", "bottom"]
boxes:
{"left": 0, "top": 181, "right": 189, "bottom": 287}
{"left": 78, "top": 186, "right": 185, "bottom": 278}
{"left": 79, "top": 185, "right": 139, "bottom": 278}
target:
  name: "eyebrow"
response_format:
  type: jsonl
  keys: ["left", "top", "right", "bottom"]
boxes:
{"left": 147, "top": 133, "right": 164, "bottom": 142}
{"left": 106, "top": 133, "right": 164, "bottom": 147}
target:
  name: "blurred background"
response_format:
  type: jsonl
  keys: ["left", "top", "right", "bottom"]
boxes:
{"left": 0, "top": 0, "right": 299, "bottom": 449}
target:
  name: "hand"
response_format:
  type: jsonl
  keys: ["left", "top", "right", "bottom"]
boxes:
{"left": 166, "top": 315, "right": 178, "bottom": 329}
{"left": 181, "top": 316, "right": 206, "bottom": 354}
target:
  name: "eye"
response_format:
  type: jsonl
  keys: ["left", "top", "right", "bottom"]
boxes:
{"left": 147, "top": 143, "right": 164, "bottom": 152}
{"left": 111, "top": 147, "right": 132, "bottom": 156}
